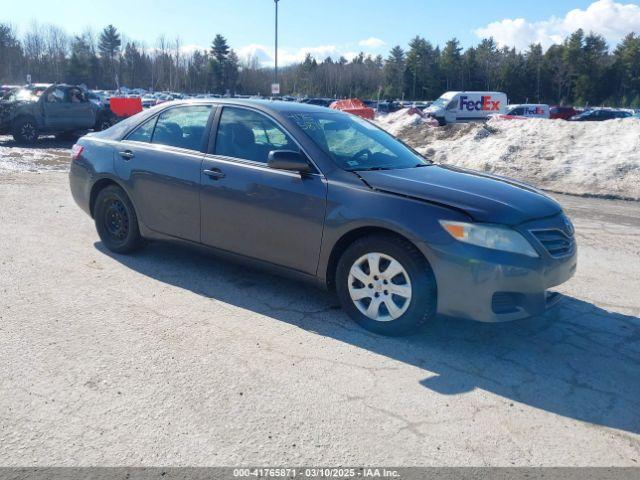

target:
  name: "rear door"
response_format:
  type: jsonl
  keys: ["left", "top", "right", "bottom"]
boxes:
{"left": 68, "top": 87, "right": 96, "bottom": 129}
{"left": 200, "top": 105, "right": 327, "bottom": 274}
{"left": 115, "top": 104, "right": 214, "bottom": 242}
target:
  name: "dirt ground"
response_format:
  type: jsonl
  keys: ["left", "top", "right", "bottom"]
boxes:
{"left": 0, "top": 140, "right": 639, "bottom": 466}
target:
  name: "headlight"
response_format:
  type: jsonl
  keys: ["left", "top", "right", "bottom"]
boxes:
{"left": 439, "top": 221, "right": 539, "bottom": 258}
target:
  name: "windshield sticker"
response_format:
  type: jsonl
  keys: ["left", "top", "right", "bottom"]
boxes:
{"left": 289, "top": 113, "right": 319, "bottom": 131}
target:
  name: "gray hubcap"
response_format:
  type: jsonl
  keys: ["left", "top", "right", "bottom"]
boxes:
{"left": 348, "top": 252, "right": 412, "bottom": 322}
{"left": 21, "top": 123, "right": 36, "bottom": 140}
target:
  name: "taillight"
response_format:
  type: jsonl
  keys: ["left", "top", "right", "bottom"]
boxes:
{"left": 71, "top": 144, "right": 84, "bottom": 161}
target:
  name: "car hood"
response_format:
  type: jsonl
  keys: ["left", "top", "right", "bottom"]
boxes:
{"left": 358, "top": 165, "right": 561, "bottom": 225}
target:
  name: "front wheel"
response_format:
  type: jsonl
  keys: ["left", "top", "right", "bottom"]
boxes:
{"left": 12, "top": 117, "right": 39, "bottom": 144}
{"left": 94, "top": 185, "right": 144, "bottom": 254}
{"left": 335, "top": 234, "right": 437, "bottom": 336}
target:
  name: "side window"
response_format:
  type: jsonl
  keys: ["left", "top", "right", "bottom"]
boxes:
{"left": 215, "top": 107, "right": 299, "bottom": 163}
{"left": 126, "top": 116, "right": 157, "bottom": 143}
{"left": 151, "top": 105, "right": 212, "bottom": 151}
{"left": 510, "top": 107, "right": 525, "bottom": 116}
{"left": 69, "top": 88, "right": 85, "bottom": 103}
{"left": 46, "top": 88, "right": 66, "bottom": 103}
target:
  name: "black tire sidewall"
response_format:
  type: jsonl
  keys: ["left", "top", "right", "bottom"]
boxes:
{"left": 336, "top": 235, "right": 437, "bottom": 336}
{"left": 94, "top": 185, "right": 142, "bottom": 254}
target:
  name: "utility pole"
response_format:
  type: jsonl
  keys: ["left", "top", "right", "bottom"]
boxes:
{"left": 274, "top": 0, "right": 279, "bottom": 87}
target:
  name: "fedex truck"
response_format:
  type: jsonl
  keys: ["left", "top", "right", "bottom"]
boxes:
{"left": 504, "top": 104, "right": 550, "bottom": 119}
{"left": 425, "top": 91, "right": 508, "bottom": 125}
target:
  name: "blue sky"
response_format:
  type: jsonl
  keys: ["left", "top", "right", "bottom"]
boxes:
{"left": 4, "top": 0, "right": 640, "bottom": 64}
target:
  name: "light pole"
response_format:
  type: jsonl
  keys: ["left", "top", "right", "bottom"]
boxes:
{"left": 274, "top": 0, "right": 279, "bottom": 88}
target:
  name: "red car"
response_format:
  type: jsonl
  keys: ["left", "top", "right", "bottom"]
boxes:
{"left": 550, "top": 106, "right": 579, "bottom": 120}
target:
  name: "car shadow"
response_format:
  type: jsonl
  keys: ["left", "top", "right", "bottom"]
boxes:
{"left": 0, "top": 135, "right": 75, "bottom": 149}
{"left": 96, "top": 240, "right": 640, "bottom": 434}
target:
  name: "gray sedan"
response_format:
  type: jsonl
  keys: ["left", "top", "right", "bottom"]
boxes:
{"left": 69, "top": 99, "right": 577, "bottom": 335}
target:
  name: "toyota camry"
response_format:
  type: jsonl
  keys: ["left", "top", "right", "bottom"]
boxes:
{"left": 69, "top": 99, "right": 577, "bottom": 335}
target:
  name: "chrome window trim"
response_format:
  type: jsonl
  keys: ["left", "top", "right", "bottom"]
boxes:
{"left": 205, "top": 153, "right": 324, "bottom": 179}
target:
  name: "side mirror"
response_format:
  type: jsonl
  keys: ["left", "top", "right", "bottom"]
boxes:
{"left": 267, "top": 150, "right": 312, "bottom": 173}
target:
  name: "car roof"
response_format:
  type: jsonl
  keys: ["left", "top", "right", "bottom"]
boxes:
{"left": 165, "top": 98, "right": 336, "bottom": 114}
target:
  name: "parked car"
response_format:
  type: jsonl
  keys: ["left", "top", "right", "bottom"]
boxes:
{"left": 0, "top": 85, "right": 21, "bottom": 99}
{"left": 69, "top": 99, "right": 577, "bottom": 336}
{"left": 376, "top": 100, "right": 404, "bottom": 113}
{"left": 0, "top": 84, "right": 114, "bottom": 143}
{"left": 300, "top": 97, "right": 334, "bottom": 107}
{"left": 569, "top": 109, "right": 632, "bottom": 121}
{"left": 508, "top": 104, "right": 550, "bottom": 119}
{"left": 424, "top": 91, "right": 508, "bottom": 125}
{"left": 550, "top": 105, "right": 579, "bottom": 120}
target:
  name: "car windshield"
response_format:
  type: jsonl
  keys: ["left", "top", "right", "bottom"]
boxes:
{"left": 430, "top": 94, "right": 455, "bottom": 109}
{"left": 289, "top": 111, "right": 430, "bottom": 171}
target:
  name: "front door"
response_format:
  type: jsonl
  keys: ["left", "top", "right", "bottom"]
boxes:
{"left": 200, "top": 106, "right": 327, "bottom": 274}
{"left": 114, "top": 104, "right": 213, "bottom": 242}
{"left": 42, "top": 86, "right": 70, "bottom": 129}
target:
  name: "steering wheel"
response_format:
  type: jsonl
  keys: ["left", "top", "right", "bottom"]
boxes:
{"left": 351, "top": 148, "right": 372, "bottom": 161}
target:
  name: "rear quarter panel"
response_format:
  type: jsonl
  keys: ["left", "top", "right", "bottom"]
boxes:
{"left": 69, "top": 136, "right": 119, "bottom": 216}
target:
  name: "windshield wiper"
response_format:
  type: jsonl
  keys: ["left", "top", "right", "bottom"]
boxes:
{"left": 351, "top": 166, "right": 395, "bottom": 172}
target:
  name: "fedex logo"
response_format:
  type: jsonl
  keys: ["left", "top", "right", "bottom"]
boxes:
{"left": 459, "top": 95, "right": 501, "bottom": 111}
{"left": 525, "top": 106, "right": 544, "bottom": 115}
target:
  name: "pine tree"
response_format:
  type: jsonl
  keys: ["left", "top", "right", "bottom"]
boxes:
{"left": 383, "top": 46, "right": 405, "bottom": 99}
{"left": 439, "top": 38, "right": 463, "bottom": 91}
{"left": 98, "top": 25, "right": 121, "bottom": 88}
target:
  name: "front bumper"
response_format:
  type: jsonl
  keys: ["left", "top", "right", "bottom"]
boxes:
{"left": 425, "top": 214, "right": 577, "bottom": 322}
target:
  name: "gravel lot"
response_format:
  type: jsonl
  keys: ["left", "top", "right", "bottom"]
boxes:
{"left": 1, "top": 140, "right": 639, "bottom": 466}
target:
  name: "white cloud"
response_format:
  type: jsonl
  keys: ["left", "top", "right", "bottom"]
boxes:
{"left": 358, "top": 37, "right": 386, "bottom": 48}
{"left": 475, "top": 0, "right": 640, "bottom": 50}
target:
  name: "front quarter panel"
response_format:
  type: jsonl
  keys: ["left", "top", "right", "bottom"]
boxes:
{"left": 318, "top": 175, "right": 471, "bottom": 285}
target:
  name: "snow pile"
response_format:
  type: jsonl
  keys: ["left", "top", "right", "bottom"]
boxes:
{"left": 0, "top": 136, "right": 70, "bottom": 173}
{"left": 377, "top": 118, "right": 640, "bottom": 200}
{"left": 375, "top": 108, "right": 438, "bottom": 136}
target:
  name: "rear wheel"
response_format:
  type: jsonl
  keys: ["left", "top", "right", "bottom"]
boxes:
{"left": 336, "top": 234, "right": 437, "bottom": 336}
{"left": 94, "top": 185, "right": 144, "bottom": 254}
{"left": 12, "top": 117, "right": 39, "bottom": 144}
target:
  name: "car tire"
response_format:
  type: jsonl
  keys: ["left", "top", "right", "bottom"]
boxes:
{"left": 94, "top": 185, "right": 144, "bottom": 254}
{"left": 335, "top": 234, "right": 437, "bottom": 336}
{"left": 12, "top": 117, "right": 39, "bottom": 144}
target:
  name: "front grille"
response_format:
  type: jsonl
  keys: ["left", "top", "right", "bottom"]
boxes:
{"left": 531, "top": 229, "right": 575, "bottom": 258}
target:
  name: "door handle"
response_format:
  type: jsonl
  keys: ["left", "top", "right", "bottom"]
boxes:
{"left": 203, "top": 168, "right": 226, "bottom": 180}
{"left": 119, "top": 150, "right": 135, "bottom": 160}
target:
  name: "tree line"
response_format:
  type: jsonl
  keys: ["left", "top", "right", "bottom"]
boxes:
{"left": 1, "top": 22, "right": 640, "bottom": 106}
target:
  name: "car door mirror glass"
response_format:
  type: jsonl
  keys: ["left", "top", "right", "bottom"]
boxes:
{"left": 268, "top": 150, "right": 311, "bottom": 173}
